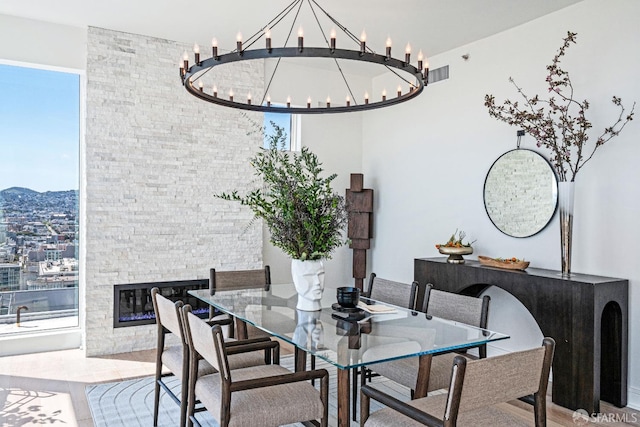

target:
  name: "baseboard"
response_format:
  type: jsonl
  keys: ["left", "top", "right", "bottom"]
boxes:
{"left": 0, "top": 328, "right": 82, "bottom": 356}
{"left": 627, "top": 386, "right": 640, "bottom": 410}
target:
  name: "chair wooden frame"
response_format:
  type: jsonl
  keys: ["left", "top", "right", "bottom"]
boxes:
{"left": 359, "top": 284, "right": 491, "bottom": 408}
{"left": 360, "top": 338, "right": 556, "bottom": 427}
{"left": 356, "top": 273, "right": 421, "bottom": 419}
{"left": 423, "top": 284, "right": 491, "bottom": 360}
{"left": 152, "top": 287, "right": 276, "bottom": 427}
{"left": 182, "top": 304, "right": 329, "bottom": 427}
{"left": 209, "top": 266, "right": 271, "bottom": 339}
{"left": 152, "top": 287, "right": 225, "bottom": 427}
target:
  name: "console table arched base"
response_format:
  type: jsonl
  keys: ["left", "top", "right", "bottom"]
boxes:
{"left": 414, "top": 257, "right": 628, "bottom": 414}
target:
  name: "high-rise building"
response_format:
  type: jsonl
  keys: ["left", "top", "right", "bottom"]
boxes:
{"left": 0, "top": 263, "right": 20, "bottom": 291}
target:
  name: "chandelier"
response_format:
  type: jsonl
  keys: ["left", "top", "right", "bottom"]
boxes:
{"left": 179, "top": 0, "right": 429, "bottom": 114}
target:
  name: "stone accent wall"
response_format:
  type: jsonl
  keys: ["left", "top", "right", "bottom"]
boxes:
{"left": 85, "top": 27, "right": 264, "bottom": 356}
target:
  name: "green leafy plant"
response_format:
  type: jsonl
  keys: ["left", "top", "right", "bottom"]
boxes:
{"left": 217, "top": 123, "right": 347, "bottom": 261}
{"left": 485, "top": 31, "right": 635, "bottom": 182}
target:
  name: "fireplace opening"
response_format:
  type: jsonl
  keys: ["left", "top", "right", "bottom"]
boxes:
{"left": 113, "top": 279, "right": 212, "bottom": 328}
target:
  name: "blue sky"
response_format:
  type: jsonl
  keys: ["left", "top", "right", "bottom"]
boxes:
{"left": 0, "top": 64, "right": 80, "bottom": 192}
{"left": 264, "top": 111, "right": 291, "bottom": 150}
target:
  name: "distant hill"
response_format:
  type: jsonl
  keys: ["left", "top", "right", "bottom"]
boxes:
{"left": 1, "top": 187, "right": 39, "bottom": 196}
{"left": 0, "top": 187, "right": 78, "bottom": 213}
{"left": 1, "top": 187, "right": 77, "bottom": 197}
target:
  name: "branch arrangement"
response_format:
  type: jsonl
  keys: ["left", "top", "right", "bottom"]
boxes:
{"left": 485, "top": 31, "right": 635, "bottom": 182}
{"left": 217, "top": 123, "right": 347, "bottom": 260}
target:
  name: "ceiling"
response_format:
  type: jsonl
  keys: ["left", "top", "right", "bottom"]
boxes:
{"left": 1, "top": 0, "right": 583, "bottom": 58}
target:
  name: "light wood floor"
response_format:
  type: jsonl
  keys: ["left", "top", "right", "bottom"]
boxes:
{"left": 0, "top": 346, "right": 638, "bottom": 426}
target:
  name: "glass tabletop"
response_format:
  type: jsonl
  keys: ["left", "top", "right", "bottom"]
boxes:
{"left": 188, "top": 284, "right": 509, "bottom": 370}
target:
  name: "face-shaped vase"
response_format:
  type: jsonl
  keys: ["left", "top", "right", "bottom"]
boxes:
{"left": 292, "top": 259, "right": 325, "bottom": 311}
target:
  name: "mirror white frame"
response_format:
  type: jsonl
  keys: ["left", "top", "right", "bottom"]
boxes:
{"left": 483, "top": 149, "right": 558, "bottom": 238}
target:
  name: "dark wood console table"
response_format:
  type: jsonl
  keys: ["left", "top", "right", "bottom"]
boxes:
{"left": 415, "top": 257, "right": 628, "bottom": 413}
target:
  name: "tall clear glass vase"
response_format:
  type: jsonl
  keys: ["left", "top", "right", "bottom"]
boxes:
{"left": 558, "top": 181, "right": 575, "bottom": 277}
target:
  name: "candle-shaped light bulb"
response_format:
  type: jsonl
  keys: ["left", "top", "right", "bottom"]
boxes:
{"left": 193, "top": 43, "right": 200, "bottom": 63}
{"left": 213, "top": 85, "right": 218, "bottom": 97}
{"left": 298, "top": 26, "right": 304, "bottom": 51}
{"left": 229, "top": 89, "right": 234, "bottom": 101}
{"left": 397, "top": 85, "right": 402, "bottom": 97}
{"left": 307, "top": 96, "right": 311, "bottom": 108}
{"left": 236, "top": 32, "right": 243, "bottom": 52}
{"left": 417, "top": 50, "right": 424, "bottom": 70}
{"left": 286, "top": 96, "right": 291, "bottom": 108}
{"left": 198, "top": 80, "right": 204, "bottom": 92}
{"left": 382, "top": 89, "right": 387, "bottom": 101}
{"left": 182, "top": 51, "right": 189, "bottom": 70}
{"left": 212, "top": 38, "right": 219, "bottom": 58}
{"left": 424, "top": 59, "right": 430, "bottom": 81}
{"left": 360, "top": 30, "right": 366, "bottom": 54}
{"left": 265, "top": 28, "right": 272, "bottom": 51}
{"left": 330, "top": 28, "right": 336, "bottom": 50}
{"left": 405, "top": 43, "right": 411, "bottom": 64}
{"left": 266, "top": 94, "right": 271, "bottom": 107}
{"left": 364, "top": 91, "right": 369, "bottom": 104}
{"left": 247, "top": 92, "right": 252, "bottom": 105}
{"left": 326, "top": 96, "right": 331, "bottom": 108}
{"left": 179, "top": 60, "right": 184, "bottom": 76}
{"left": 346, "top": 95, "right": 351, "bottom": 107}
{"left": 386, "top": 37, "right": 392, "bottom": 59}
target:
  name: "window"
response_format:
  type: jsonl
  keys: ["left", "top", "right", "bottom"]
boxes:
{"left": 0, "top": 63, "right": 80, "bottom": 335}
{"left": 263, "top": 111, "right": 301, "bottom": 151}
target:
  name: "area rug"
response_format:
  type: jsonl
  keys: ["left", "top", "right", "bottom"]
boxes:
{"left": 86, "top": 355, "right": 411, "bottom": 427}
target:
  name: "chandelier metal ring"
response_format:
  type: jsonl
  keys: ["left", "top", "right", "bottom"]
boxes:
{"left": 179, "top": 0, "right": 429, "bottom": 114}
{"left": 183, "top": 47, "right": 426, "bottom": 114}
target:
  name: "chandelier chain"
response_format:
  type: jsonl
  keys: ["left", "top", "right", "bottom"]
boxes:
{"left": 306, "top": 0, "right": 358, "bottom": 105}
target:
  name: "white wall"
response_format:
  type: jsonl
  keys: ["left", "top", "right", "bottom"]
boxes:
{"left": 0, "top": 14, "right": 86, "bottom": 70}
{"left": 358, "top": 0, "right": 640, "bottom": 409}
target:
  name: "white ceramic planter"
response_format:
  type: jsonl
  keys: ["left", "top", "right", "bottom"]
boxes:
{"left": 291, "top": 259, "right": 325, "bottom": 311}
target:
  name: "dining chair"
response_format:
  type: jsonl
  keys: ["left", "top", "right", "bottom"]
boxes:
{"left": 355, "top": 273, "right": 421, "bottom": 419}
{"left": 360, "top": 337, "right": 556, "bottom": 427}
{"left": 368, "top": 285, "right": 490, "bottom": 400}
{"left": 151, "top": 287, "right": 277, "bottom": 427}
{"left": 182, "top": 304, "right": 330, "bottom": 427}
{"left": 209, "top": 266, "right": 271, "bottom": 339}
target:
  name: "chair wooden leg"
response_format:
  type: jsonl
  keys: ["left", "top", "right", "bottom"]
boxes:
{"left": 311, "top": 355, "right": 316, "bottom": 386}
{"left": 352, "top": 367, "right": 359, "bottom": 421}
{"left": 153, "top": 361, "right": 162, "bottom": 425}
{"left": 360, "top": 386, "right": 370, "bottom": 426}
{"left": 179, "top": 374, "right": 188, "bottom": 427}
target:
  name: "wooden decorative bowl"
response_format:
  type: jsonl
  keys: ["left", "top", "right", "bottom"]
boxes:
{"left": 478, "top": 255, "right": 530, "bottom": 270}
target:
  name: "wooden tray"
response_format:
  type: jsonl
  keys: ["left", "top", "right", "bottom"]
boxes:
{"left": 478, "top": 255, "right": 530, "bottom": 270}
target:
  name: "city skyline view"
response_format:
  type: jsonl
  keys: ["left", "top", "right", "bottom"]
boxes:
{"left": 1, "top": 63, "right": 80, "bottom": 334}
{"left": 0, "top": 63, "right": 80, "bottom": 192}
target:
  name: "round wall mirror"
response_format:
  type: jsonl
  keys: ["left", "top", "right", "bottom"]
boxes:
{"left": 484, "top": 149, "right": 558, "bottom": 238}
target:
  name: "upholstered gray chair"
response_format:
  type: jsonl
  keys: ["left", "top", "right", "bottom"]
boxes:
{"left": 356, "top": 273, "right": 421, "bottom": 418}
{"left": 151, "top": 288, "right": 276, "bottom": 427}
{"left": 369, "top": 285, "right": 490, "bottom": 399}
{"left": 360, "top": 338, "right": 556, "bottom": 427}
{"left": 209, "top": 266, "right": 271, "bottom": 339}
{"left": 182, "top": 305, "right": 329, "bottom": 427}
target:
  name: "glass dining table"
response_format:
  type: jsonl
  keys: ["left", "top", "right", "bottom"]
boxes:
{"left": 188, "top": 284, "right": 509, "bottom": 426}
